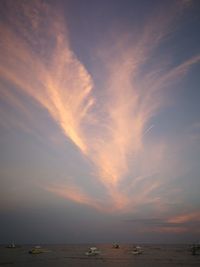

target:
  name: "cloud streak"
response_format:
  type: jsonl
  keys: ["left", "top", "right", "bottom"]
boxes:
{"left": 0, "top": 0, "right": 94, "bottom": 154}
{"left": 125, "top": 211, "right": 200, "bottom": 234}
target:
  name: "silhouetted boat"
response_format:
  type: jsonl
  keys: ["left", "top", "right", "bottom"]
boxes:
{"left": 191, "top": 243, "right": 200, "bottom": 255}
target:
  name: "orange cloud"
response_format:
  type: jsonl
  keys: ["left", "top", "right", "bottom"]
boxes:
{"left": 168, "top": 211, "right": 200, "bottom": 224}
{"left": 0, "top": 11, "right": 93, "bottom": 154}
{"left": 46, "top": 184, "right": 103, "bottom": 211}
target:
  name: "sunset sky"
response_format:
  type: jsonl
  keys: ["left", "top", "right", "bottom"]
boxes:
{"left": 0, "top": 0, "right": 200, "bottom": 244}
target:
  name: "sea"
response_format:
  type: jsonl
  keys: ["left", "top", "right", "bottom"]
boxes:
{"left": 0, "top": 244, "right": 200, "bottom": 267}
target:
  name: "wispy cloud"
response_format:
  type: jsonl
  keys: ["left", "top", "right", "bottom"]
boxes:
{"left": 0, "top": 1, "right": 94, "bottom": 154}
{"left": 0, "top": 0, "right": 199, "bottom": 212}
{"left": 125, "top": 211, "right": 200, "bottom": 234}
{"left": 168, "top": 211, "right": 200, "bottom": 224}
{"left": 46, "top": 183, "right": 108, "bottom": 212}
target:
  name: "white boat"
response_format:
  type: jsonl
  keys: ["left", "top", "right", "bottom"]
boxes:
{"left": 7, "top": 242, "right": 16, "bottom": 248}
{"left": 131, "top": 246, "right": 143, "bottom": 255}
{"left": 29, "top": 246, "right": 47, "bottom": 254}
{"left": 112, "top": 243, "right": 120, "bottom": 248}
{"left": 85, "top": 247, "right": 101, "bottom": 256}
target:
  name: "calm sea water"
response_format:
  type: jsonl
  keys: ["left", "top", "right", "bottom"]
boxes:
{"left": 0, "top": 244, "right": 200, "bottom": 267}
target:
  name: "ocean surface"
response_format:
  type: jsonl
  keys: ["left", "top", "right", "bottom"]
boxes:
{"left": 0, "top": 244, "right": 200, "bottom": 267}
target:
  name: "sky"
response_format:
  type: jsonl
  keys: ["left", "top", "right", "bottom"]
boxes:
{"left": 0, "top": 0, "right": 200, "bottom": 244}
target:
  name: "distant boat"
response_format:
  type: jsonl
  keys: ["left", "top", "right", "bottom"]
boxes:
{"left": 6, "top": 242, "right": 16, "bottom": 248}
{"left": 131, "top": 246, "right": 143, "bottom": 255}
{"left": 85, "top": 247, "right": 101, "bottom": 256}
{"left": 191, "top": 243, "right": 200, "bottom": 255}
{"left": 112, "top": 243, "right": 120, "bottom": 248}
{"left": 29, "top": 246, "right": 47, "bottom": 254}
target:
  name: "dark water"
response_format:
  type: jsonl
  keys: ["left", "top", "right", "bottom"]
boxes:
{"left": 0, "top": 244, "right": 200, "bottom": 267}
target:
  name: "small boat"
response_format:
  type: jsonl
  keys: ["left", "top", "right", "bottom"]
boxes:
{"left": 6, "top": 242, "right": 16, "bottom": 248}
{"left": 29, "top": 246, "right": 46, "bottom": 254}
{"left": 131, "top": 246, "right": 143, "bottom": 255}
{"left": 85, "top": 247, "right": 101, "bottom": 256}
{"left": 112, "top": 243, "right": 120, "bottom": 248}
{"left": 191, "top": 243, "right": 200, "bottom": 255}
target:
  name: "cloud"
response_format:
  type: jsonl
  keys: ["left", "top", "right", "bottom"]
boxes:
{"left": 168, "top": 211, "right": 200, "bottom": 224}
{"left": 46, "top": 184, "right": 106, "bottom": 212}
{"left": 0, "top": 0, "right": 199, "bottom": 213}
{"left": 0, "top": 1, "right": 94, "bottom": 154}
{"left": 125, "top": 211, "right": 200, "bottom": 234}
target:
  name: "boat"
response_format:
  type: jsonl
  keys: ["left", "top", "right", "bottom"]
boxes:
{"left": 191, "top": 243, "right": 200, "bottom": 255}
{"left": 112, "top": 243, "right": 120, "bottom": 248}
{"left": 29, "top": 246, "right": 46, "bottom": 254}
{"left": 131, "top": 246, "right": 143, "bottom": 255}
{"left": 6, "top": 242, "right": 16, "bottom": 248}
{"left": 85, "top": 247, "right": 101, "bottom": 256}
